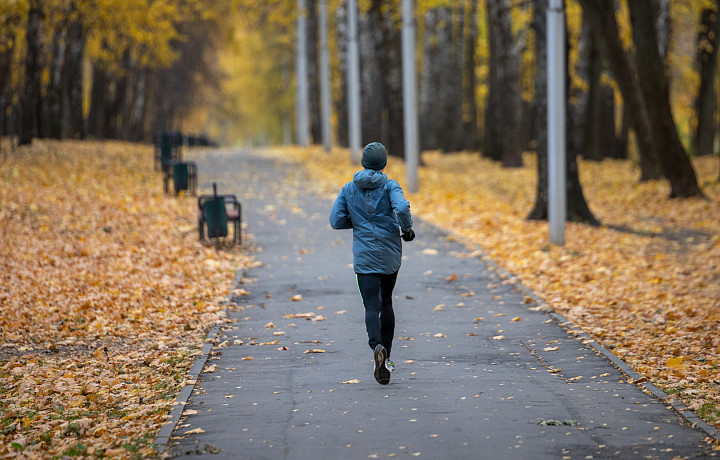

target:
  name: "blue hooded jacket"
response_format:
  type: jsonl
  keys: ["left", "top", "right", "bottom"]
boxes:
{"left": 329, "top": 169, "right": 413, "bottom": 274}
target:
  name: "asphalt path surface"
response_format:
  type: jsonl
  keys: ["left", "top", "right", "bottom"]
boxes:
{"left": 168, "top": 149, "right": 715, "bottom": 459}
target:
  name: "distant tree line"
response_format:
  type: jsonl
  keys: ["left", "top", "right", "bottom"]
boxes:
{"left": 0, "top": 0, "right": 230, "bottom": 147}
{"left": 288, "top": 0, "right": 717, "bottom": 209}
{"left": 5, "top": 0, "right": 719, "bottom": 210}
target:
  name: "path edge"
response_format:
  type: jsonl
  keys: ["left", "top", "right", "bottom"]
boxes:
{"left": 153, "top": 269, "right": 245, "bottom": 453}
{"left": 441, "top": 228, "right": 720, "bottom": 443}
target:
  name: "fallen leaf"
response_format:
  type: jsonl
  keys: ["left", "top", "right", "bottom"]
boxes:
{"left": 184, "top": 428, "right": 205, "bottom": 435}
{"left": 264, "top": 322, "right": 275, "bottom": 328}
{"left": 433, "top": 304, "right": 445, "bottom": 311}
{"left": 342, "top": 379, "right": 361, "bottom": 384}
{"left": 404, "top": 360, "right": 415, "bottom": 364}
{"left": 511, "top": 316, "right": 522, "bottom": 321}
{"left": 422, "top": 248, "right": 439, "bottom": 255}
{"left": 491, "top": 335, "right": 505, "bottom": 340}
{"left": 303, "top": 349, "right": 327, "bottom": 354}
{"left": 667, "top": 356, "right": 685, "bottom": 370}
{"left": 445, "top": 273, "right": 457, "bottom": 281}
{"left": 291, "top": 295, "right": 304, "bottom": 301}
{"left": 543, "top": 346, "right": 559, "bottom": 352}
{"left": 205, "top": 364, "right": 217, "bottom": 373}
{"left": 310, "top": 315, "right": 327, "bottom": 321}
{"left": 433, "top": 333, "right": 446, "bottom": 338}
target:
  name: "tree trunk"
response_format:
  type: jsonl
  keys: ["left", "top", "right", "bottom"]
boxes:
{"left": 461, "top": 0, "right": 480, "bottom": 151}
{"left": 47, "top": 18, "right": 68, "bottom": 139}
{"left": 484, "top": 0, "right": 522, "bottom": 167}
{"left": 577, "top": 0, "right": 661, "bottom": 180}
{"left": 361, "top": 0, "right": 404, "bottom": 157}
{"left": 88, "top": 65, "right": 107, "bottom": 139}
{"left": 0, "top": 14, "right": 19, "bottom": 151}
{"left": 419, "top": 8, "right": 441, "bottom": 150}
{"left": 334, "top": 2, "right": 348, "bottom": 147}
{"left": 694, "top": 5, "right": 720, "bottom": 157}
{"left": 306, "top": 1, "right": 321, "bottom": 144}
{"left": 527, "top": 0, "right": 549, "bottom": 220}
{"left": 628, "top": 0, "right": 704, "bottom": 198}
{"left": 440, "top": 5, "right": 465, "bottom": 153}
{"left": 19, "top": 1, "right": 44, "bottom": 146}
{"left": 614, "top": 102, "right": 630, "bottom": 159}
{"left": 581, "top": 9, "right": 612, "bottom": 161}
{"left": 528, "top": 0, "right": 599, "bottom": 225}
{"left": 66, "top": 5, "right": 85, "bottom": 139}
{"left": 419, "top": 6, "right": 465, "bottom": 153}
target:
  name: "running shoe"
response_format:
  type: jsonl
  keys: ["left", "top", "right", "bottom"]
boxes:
{"left": 385, "top": 359, "right": 395, "bottom": 373}
{"left": 373, "top": 344, "right": 390, "bottom": 384}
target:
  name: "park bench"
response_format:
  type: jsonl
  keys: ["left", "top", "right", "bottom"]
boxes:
{"left": 163, "top": 160, "right": 198, "bottom": 196}
{"left": 198, "top": 183, "right": 241, "bottom": 246}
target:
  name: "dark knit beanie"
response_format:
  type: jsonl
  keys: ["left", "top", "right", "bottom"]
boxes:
{"left": 361, "top": 142, "right": 387, "bottom": 170}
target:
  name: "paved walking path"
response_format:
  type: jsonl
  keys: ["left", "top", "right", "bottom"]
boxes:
{"left": 168, "top": 149, "right": 715, "bottom": 459}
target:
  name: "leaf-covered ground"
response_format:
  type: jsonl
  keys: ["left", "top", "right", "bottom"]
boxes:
{"left": 0, "top": 141, "right": 252, "bottom": 458}
{"left": 270, "top": 146, "right": 720, "bottom": 430}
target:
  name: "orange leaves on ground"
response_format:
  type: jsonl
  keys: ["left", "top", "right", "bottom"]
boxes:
{"left": 273, "top": 145, "right": 720, "bottom": 428}
{"left": 0, "top": 140, "right": 253, "bottom": 457}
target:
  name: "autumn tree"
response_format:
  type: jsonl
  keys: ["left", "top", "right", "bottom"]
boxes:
{"left": 360, "top": 0, "right": 405, "bottom": 157}
{"left": 576, "top": 0, "right": 661, "bottom": 181}
{"left": 0, "top": 3, "right": 22, "bottom": 148}
{"left": 19, "top": 0, "right": 43, "bottom": 146}
{"left": 484, "top": 0, "right": 523, "bottom": 167}
{"left": 527, "top": 0, "right": 599, "bottom": 225}
{"left": 694, "top": 3, "right": 720, "bottom": 158}
{"left": 627, "top": 0, "right": 704, "bottom": 198}
{"left": 419, "top": 4, "right": 465, "bottom": 152}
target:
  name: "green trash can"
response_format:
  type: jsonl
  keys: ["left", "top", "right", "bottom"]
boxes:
{"left": 173, "top": 162, "right": 189, "bottom": 194}
{"left": 204, "top": 197, "right": 228, "bottom": 238}
{"left": 160, "top": 134, "right": 173, "bottom": 167}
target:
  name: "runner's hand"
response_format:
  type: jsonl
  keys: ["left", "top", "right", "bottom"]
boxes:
{"left": 401, "top": 229, "right": 415, "bottom": 242}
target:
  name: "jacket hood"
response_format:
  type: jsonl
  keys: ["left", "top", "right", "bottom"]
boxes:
{"left": 353, "top": 169, "right": 387, "bottom": 190}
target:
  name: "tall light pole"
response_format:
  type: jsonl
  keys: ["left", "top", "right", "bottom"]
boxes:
{"left": 347, "top": 0, "right": 361, "bottom": 163}
{"left": 402, "top": 0, "right": 419, "bottom": 192}
{"left": 319, "top": 1, "right": 332, "bottom": 152}
{"left": 547, "top": 0, "right": 566, "bottom": 245}
{"left": 296, "top": 0, "right": 309, "bottom": 147}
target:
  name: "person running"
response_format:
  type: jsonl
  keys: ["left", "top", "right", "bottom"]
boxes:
{"left": 329, "top": 142, "right": 415, "bottom": 385}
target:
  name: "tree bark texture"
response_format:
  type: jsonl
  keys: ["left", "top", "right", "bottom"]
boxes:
{"left": 694, "top": 5, "right": 720, "bottom": 157}
{"left": 577, "top": 0, "right": 661, "bottom": 180}
{"left": 484, "top": 0, "right": 522, "bottom": 167}
{"left": 628, "top": 0, "right": 703, "bottom": 198}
